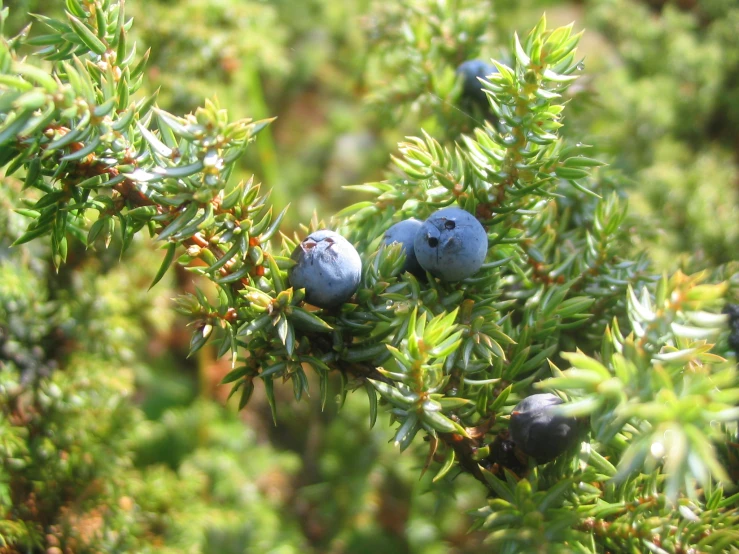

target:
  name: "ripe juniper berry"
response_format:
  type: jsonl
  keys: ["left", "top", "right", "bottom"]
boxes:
{"left": 413, "top": 207, "right": 487, "bottom": 281}
{"left": 288, "top": 229, "right": 362, "bottom": 309}
{"left": 509, "top": 393, "right": 583, "bottom": 464}
{"left": 383, "top": 218, "right": 424, "bottom": 277}
{"left": 456, "top": 59, "right": 497, "bottom": 109}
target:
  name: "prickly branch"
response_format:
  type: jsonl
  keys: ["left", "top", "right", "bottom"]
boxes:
{"left": 1, "top": 1, "right": 737, "bottom": 551}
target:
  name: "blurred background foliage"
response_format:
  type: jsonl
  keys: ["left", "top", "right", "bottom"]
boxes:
{"left": 1, "top": 0, "right": 737, "bottom": 552}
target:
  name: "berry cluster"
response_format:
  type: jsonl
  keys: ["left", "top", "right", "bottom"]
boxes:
{"left": 288, "top": 207, "right": 489, "bottom": 309}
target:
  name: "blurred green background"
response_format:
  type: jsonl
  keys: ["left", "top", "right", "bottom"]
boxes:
{"left": 1, "top": 0, "right": 738, "bottom": 552}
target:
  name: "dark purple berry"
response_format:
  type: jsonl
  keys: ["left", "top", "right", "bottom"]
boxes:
{"left": 456, "top": 59, "right": 497, "bottom": 109}
{"left": 485, "top": 432, "right": 528, "bottom": 476}
{"left": 723, "top": 303, "right": 739, "bottom": 321}
{"left": 509, "top": 393, "right": 583, "bottom": 464}
{"left": 723, "top": 304, "right": 739, "bottom": 353}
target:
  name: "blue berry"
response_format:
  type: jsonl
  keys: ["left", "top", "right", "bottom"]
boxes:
{"left": 288, "top": 230, "right": 362, "bottom": 309}
{"left": 413, "top": 207, "right": 487, "bottom": 281}
{"left": 456, "top": 59, "right": 497, "bottom": 109}
{"left": 509, "top": 393, "right": 583, "bottom": 464}
{"left": 383, "top": 218, "right": 424, "bottom": 276}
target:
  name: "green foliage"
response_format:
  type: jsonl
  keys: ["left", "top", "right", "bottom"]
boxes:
{"left": 1, "top": 0, "right": 737, "bottom": 553}
{"left": 0, "top": 180, "right": 308, "bottom": 553}
{"left": 0, "top": 354, "right": 308, "bottom": 552}
{"left": 575, "top": 0, "right": 739, "bottom": 269}
{"left": 362, "top": 0, "right": 497, "bottom": 136}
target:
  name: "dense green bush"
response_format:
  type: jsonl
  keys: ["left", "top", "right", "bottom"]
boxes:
{"left": 579, "top": 0, "right": 739, "bottom": 269}
{"left": 1, "top": 1, "right": 737, "bottom": 553}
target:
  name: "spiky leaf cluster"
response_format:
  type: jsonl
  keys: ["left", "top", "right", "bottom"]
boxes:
{"left": 540, "top": 272, "right": 738, "bottom": 499}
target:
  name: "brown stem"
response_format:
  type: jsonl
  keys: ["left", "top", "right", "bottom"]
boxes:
{"left": 109, "top": 169, "right": 154, "bottom": 208}
{"left": 440, "top": 432, "right": 494, "bottom": 492}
